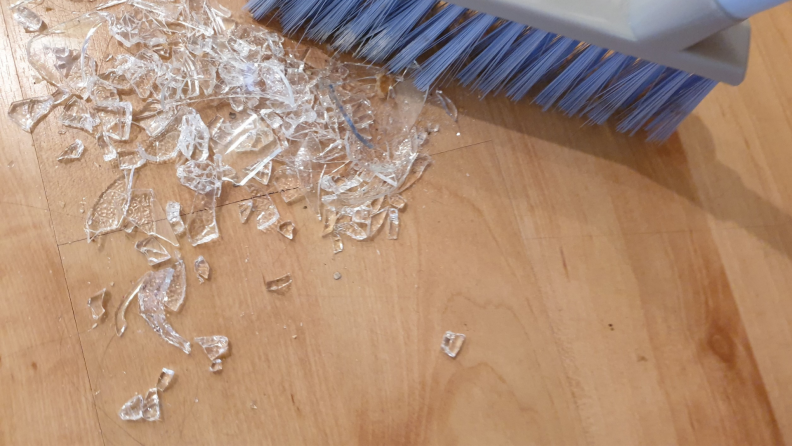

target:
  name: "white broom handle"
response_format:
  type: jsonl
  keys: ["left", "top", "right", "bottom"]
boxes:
{"left": 717, "top": 0, "right": 789, "bottom": 19}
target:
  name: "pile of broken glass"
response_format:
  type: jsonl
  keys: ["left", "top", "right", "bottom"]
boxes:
{"left": 8, "top": 0, "right": 433, "bottom": 252}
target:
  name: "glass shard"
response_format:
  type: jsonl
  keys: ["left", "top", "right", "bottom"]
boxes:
{"left": 166, "top": 201, "right": 185, "bottom": 236}
{"left": 8, "top": 95, "right": 53, "bottom": 132}
{"left": 335, "top": 222, "right": 367, "bottom": 241}
{"left": 58, "top": 140, "right": 85, "bottom": 162}
{"left": 119, "top": 394, "right": 144, "bottom": 421}
{"left": 157, "top": 368, "right": 175, "bottom": 391}
{"left": 387, "top": 208, "right": 400, "bottom": 240}
{"left": 388, "top": 194, "right": 406, "bottom": 209}
{"left": 194, "top": 256, "right": 210, "bottom": 283}
{"left": 12, "top": 6, "right": 43, "bottom": 32}
{"left": 195, "top": 336, "right": 229, "bottom": 372}
{"left": 87, "top": 288, "right": 108, "bottom": 327}
{"left": 277, "top": 221, "right": 295, "bottom": 240}
{"left": 86, "top": 170, "right": 134, "bottom": 242}
{"left": 135, "top": 236, "right": 171, "bottom": 265}
{"left": 92, "top": 101, "right": 133, "bottom": 141}
{"left": 60, "top": 97, "right": 95, "bottom": 133}
{"left": 441, "top": 331, "right": 466, "bottom": 358}
{"left": 369, "top": 208, "right": 388, "bottom": 238}
{"left": 255, "top": 195, "right": 279, "bottom": 232}
{"left": 142, "top": 388, "right": 160, "bottom": 421}
{"left": 126, "top": 190, "right": 179, "bottom": 246}
{"left": 138, "top": 268, "right": 191, "bottom": 354}
{"left": 333, "top": 272, "right": 342, "bottom": 280}
{"left": 186, "top": 190, "right": 219, "bottom": 246}
{"left": 433, "top": 90, "right": 458, "bottom": 122}
{"left": 164, "top": 252, "right": 187, "bottom": 312}
{"left": 265, "top": 273, "right": 292, "bottom": 292}
{"left": 272, "top": 166, "right": 302, "bottom": 203}
{"left": 238, "top": 199, "right": 253, "bottom": 223}
{"left": 322, "top": 208, "right": 338, "bottom": 237}
{"left": 115, "top": 272, "right": 147, "bottom": 337}
{"left": 332, "top": 234, "right": 343, "bottom": 254}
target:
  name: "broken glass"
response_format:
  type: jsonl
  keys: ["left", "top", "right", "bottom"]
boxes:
{"left": 369, "top": 208, "right": 387, "bottom": 237}
{"left": 60, "top": 97, "right": 95, "bottom": 133}
{"left": 388, "top": 194, "right": 406, "bottom": 209}
{"left": 86, "top": 169, "right": 134, "bottom": 242}
{"left": 58, "top": 140, "right": 85, "bottom": 162}
{"left": 87, "top": 288, "right": 108, "bottom": 328}
{"left": 277, "top": 221, "right": 295, "bottom": 240}
{"left": 272, "top": 165, "right": 302, "bottom": 203}
{"left": 12, "top": 5, "right": 43, "bottom": 32}
{"left": 119, "top": 394, "right": 144, "bottom": 421}
{"left": 432, "top": 90, "right": 458, "bottom": 122}
{"left": 135, "top": 237, "right": 170, "bottom": 265}
{"left": 138, "top": 268, "right": 191, "bottom": 354}
{"left": 8, "top": 95, "right": 54, "bottom": 132}
{"left": 194, "top": 256, "right": 210, "bottom": 283}
{"left": 93, "top": 101, "right": 133, "bottom": 141}
{"left": 115, "top": 272, "right": 146, "bottom": 336}
{"left": 127, "top": 190, "right": 179, "bottom": 246}
{"left": 238, "top": 199, "right": 253, "bottom": 223}
{"left": 387, "top": 208, "right": 399, "bottom": 240}
{"left": 255, "top": 195, "right": 279, "bottom": 232}
{"left": 166, "top": 201, "right": 186, "bottom": 236}
{"left": 322, "top": 208, "right": 338, "bottom": 237}
{"left": 332, "top": 234, "right": 343, "bottom": 254}
{"left": 186, "top": 190, "right": 218, "bottom": 246}
{"left": 335, "top": 222, "right": 367, "bottom": 241}
{"left": 441, "top": 331, "right": 465, "bottom": 358}
{"left": 195, "top": 336, "right": 229, "bottom": 372}
{"left": 142, "top": 389, "right": 160, "bottom": 421}
{"left": 265, "top": 273, "right": 292, "bottom": 292}
{"left": 157, "top": 368, "right": 175, "bottom": 391}
{"left": 164, "top": 252, "right": 187, "bottom": 312}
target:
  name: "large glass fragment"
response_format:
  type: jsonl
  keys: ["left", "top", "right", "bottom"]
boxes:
{"left": 265, "top": 273, "right": 292, "bottom": 292}
{"left": 255, "top": 195, "right": 279, "bottom": 232}
{"left": 8, "top": 95, "right": 53, "bottom": 132}
{"left": 58, "top": 140, "right": 85, "bottom": 162}
{"left": 194, "top": 336, "right": 229, "bottom": 372}
{"left": 86, "top": 169, "right": 134, "bottom": 242}
{"left": 126, "top": 190, "right": 179, "bottom": 245}
{"left": 186, "top": 190, "right": 219, "bottom": 246}
{"left": 164, "top": 252, "right": 187, "bottom": 312}
{"left": 138, "top": 268, "right": 191, "bottom": 354}
{"left": 60, "top": 98, "right": 95, "bottom": 133}
{"left": 194, "top": 256, "right": 210, "bottom": 283}
{"left": 441, "top": 331, "right": 465, "bottom": 358}
{"left": 92, "top": 101, "right": 132, "bottom": 141}
{"left": 135, "top": 236, "right": 171, "bottom": 265}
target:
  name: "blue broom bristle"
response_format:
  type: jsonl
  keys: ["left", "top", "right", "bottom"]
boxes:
{"left": 245, "top": 0, "right": 720, "bottom": 141}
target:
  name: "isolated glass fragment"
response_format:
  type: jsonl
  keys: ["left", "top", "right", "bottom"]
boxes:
{"left": 86, "top": 170, "right": 134, "bottom": 242}
{"left": 195, "top": 336, "right": 229, "bottom": 372}
{"left": 58, "top": 140, "right": 85, "bottom": 162}
{"left": 194, "top": 256, "right": 210, "bottom": 283}
{"left": 119, "top": 394, "right": 144, "bottom": 421}
{"left": 87, "top": 288, "right": 108, "bottom": 328}
{"left": 12, "top": 6, "right": 43, "bottom": 32}
{"left": 255, "top": 195, "right": 279, "bottom": 232}
{"left": 441, "top": 331, "right": 466, "bottom": 358}
{"left": 60, "top": 98, "right": 95, "bottom": 133}
{"left": 8, "top": 95, "right": 53, "bottom": 132}
{"left": 116, "top": 272, "right": 147, "bottom": 336}
{"left": 238, "top": 199, "right": 253, "bottom": 223}
{"left": 433, "top": 90, "right": 458, "bottom": 122}
{"left": 387, "top": 208, "right": 400, "bottom": 240}
{"left": 166, "top": 201, "right": 185, "bottom": 236}
{"left": 332, "top": 234, "right": 343, "bottom": 254}
{"left": 277, "top": 221, "right": 295, "bottom": 240}
{"left": 135, "top": 236, "right": 171, "bottom": 265}
{"left": 333, "top": 272, "right": 342, "bottom": 280}
{"left": 157, "top": 368, "right": 175, "bottom": 391}
{"left": 138, "top": 268, "right": 191, "bottom": 354}
{"left": 265, "top": 274, "right": 292, "bottom": 292}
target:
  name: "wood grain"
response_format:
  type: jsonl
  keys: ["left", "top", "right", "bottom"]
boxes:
{"left": 1, "top": 0, "right": 792, "bottom": 444}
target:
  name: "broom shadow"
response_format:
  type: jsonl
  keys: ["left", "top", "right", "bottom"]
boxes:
{"left": 449, "top": 88, "right": 792, "bottom": 259}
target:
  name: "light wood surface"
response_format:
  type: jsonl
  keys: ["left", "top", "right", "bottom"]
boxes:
{"left": 1, "top": 1, "right": 792, "bottom": 444}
